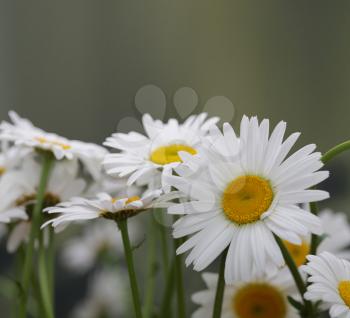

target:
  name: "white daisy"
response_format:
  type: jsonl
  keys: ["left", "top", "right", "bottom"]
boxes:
{"left": 70, "top": 268, "right": 128, "bottom": 318}
{"left": 61, "top": 219, "right": 143, "bottom": 273}
{"left": 43, "top": 190, "right": 181, "bottom": 230}
{"left": 284, "top": 209, "right": 350, "bottom": 267}
{"left": 0, "top": 141, "right": 30, "bottom": 178}
{"left": 192, "top": 270, "right": 298, "bottom": 318}
{"left": 0, "top": 111, "right": 107, "bottom": 178}
{"left": 167, "top": 116, "right": 329, "bottom": 282}
{"left": 302, "top": 252, "right": 350, "bottom": 318}
{"left": 0, "top": 157, "right": 86, "bottom": 252}
{"left": 103, "top": 113, "right": 219, "bottom": 189}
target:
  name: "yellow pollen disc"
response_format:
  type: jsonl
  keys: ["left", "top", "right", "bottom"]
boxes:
{"left": 233, "top": 283, "right": 287, "bottom": 318}
{"left": 339, "top": 281, "right": 350, "bottom": 307}
{"left": 150, "top": 144, "right": 197, "bottom": 165}
{"left": 111, "top": 196, "right": 141, "bottom": 205}
{"left": 0, "top": 166, "right": 6, "bottom": 175}
{"left": 222, "top": 175, "right": 273, "bottom": 225}
{"left": 283, "top": 240, "right": 310, "bottom": 267}
{"left": 35, "top": 137, "right": 71, "bottom": 150}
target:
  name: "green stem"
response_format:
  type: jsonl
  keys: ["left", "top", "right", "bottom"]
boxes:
{"left": 274, "top": 235, "right": 313, "bottom": 315}
{"left": 159, "top": 260, "right": 175, "bottom": 318}
{"left": 143, "top": 215, "right": 157, "bottom": 318}
{"left": 212, "top": 250, "right": 227, "bottom": 318}
{"left": 173, "top": 237, "right": 186, "bottom": 318}
{"left": 158, "top": 213, "right": 169, "bottom": 280}
{"left": 48, "top": 227, "right": 55, "bottom": 303}
{"left": 19, "top": 153, "right": 54, "bottom": 318}
{"left": 321, "top": 140, "right": 350, "bottom": 164}
{"left": 117, "top": 219, "right": 143, "bottom": 318}
{"left": 38, "top": 229, "right": 54, "bottom": 318}
{"left": 309, "top": 202, "right": 319, "bottom": 256}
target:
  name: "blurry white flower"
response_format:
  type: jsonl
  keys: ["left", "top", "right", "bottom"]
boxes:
{"left": 167, "top": 116, "right": 329, "bottom": 282}
{"left": 284, "top": 209, "right": 350, "bottom": 267}
{"left": 192, "top": 269, "right": 298, "bottom": 318}
{"left": 44, "top": 190, "right": 180, "bottom": 230}
{"left": 103, "top": 113, "right": 218, "bottom": 190}
{"left": 0, "top": 141, "right": 30, "bottom": 177}
{"left": 0, "top": 157, "right": 86, "bottom": 252}
{"left": 0, "top": 111, "right": 107, "bottom": 179}
{"left": 302, "top": 252, "right": 350, "bottom": 318}
{"left": 61, "top": 219, "right": 143, "bottom": 274}
{"left": 70, "top": 268, "right": 128, "bottom": 318}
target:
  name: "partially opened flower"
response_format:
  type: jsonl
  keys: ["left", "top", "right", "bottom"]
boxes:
{"left": 43, "top": 190, "right": 180, "bottom": 230}
{"left": 103, "top": 113, "right": 218, "bottom": 189}
{"left": 192, "top": 270, "right": 298, "bottom": 318}
{"left": 70, "top": 268, "right": 128, "bottom": 318}
{"left": 0, "top": 111, "right": 107, "bottom": 178}
{"left": 167, "top": 116, "right": 329, "bottom": 282}
{"left": 302, "top": 252, "right": 350, "bottom": 318}
{"left": 284, "top": 209, "right": 350, "bottom": 267}
{"left": 61, "top": 219, "right": 143, "bottom": 273}
{"left": 0, "top": 157, "right": 86, "bottom": 252}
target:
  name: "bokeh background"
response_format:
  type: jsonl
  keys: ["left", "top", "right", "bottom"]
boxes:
{"left": 0, "top": 1, "right": 349, "bottom": 317}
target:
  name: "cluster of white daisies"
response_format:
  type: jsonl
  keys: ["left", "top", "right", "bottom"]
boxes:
{"left": 0, "top": 110, "right": 349, "bottom": 318}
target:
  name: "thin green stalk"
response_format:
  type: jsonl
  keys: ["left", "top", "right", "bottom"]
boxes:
{"left": 160, "top": 260, "right": 175, "bottom": 318}
{"left": 309, "top": 202, "right": 319, "bottom": 256}
{"left": 212, "top": 249, "right": 227, "bottom": 318}
{"left": 321, "top": 140, "right": 350, "bottom": 164}
{"left": 173, "top": 237, "right": 186, "bottom": 318}
{"left": 274, "top": 235, "right": 313, "bottom": 315}
{"left": 38, "top": 231, "right": 54, "bottom": 318}
{"left": 158, "top": 213, "right": 169, "bottom": 280}
{"left": 117, "top": 219, "right": 143, "bottom": 318}
{"left": 19, "top": 153, "right": 54, "bottom": 318}
{"left": 143, "top": 215, "right": 157, "bottom": 318}
{"left": 48, "top": 227, "right": 55, "bottom": 303}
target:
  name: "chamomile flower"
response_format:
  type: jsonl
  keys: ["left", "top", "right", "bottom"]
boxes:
{"left": 70, "top": 268, "right": 128, "bottom": 318}
{"left": 61, "top": 219, "right": 143, "bottom": 273}
{"left": 43, "top": 190, "right": 181, "bottom": 230}
{"left": 167, "top": 116, "right": 329, "bottom": 282}
{"left": 302, "top": 252, "right": 350, "bottom": 318}
{"left": 0, "top": 111, "right": 107, "bottom": 178}
{"left": 192, "top": 270, "right": 298, "bottom": 318}
{"left": 0, "top": 157, "right": 86, "bottom": 252}
{"left": 103, "top": 113, "right": 219, "bottom": 189}
{"left": 284, "top": 209, "right": 350, "bottom": 267}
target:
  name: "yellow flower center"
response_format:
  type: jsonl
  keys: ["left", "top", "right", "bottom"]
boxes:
{"left": 233, "top": 283, "right": 287, "bottom": 318}
{"left": 150, "top": 144, "right": 197, "bottom": 165}
{"left": 339, "top": 281, "right": 350, "bottom": 307}
{"left": 111, "top": 196, "right": 141, "bottom": 204}
{"left": 0, "top": 166, "right": 6, "bottom": 176}
{"left": 283, "top": 240, "right": 310, "bottom": 267}
{"left": 222, "top": 175, "right": 273, "bottom": 224}
{"left": 35, "top": 137, "right": 71, "bottom": 150}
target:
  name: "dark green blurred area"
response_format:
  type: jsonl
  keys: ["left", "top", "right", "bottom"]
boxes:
{"left": 0, "top": 1, "right": 349, "bottom": 317}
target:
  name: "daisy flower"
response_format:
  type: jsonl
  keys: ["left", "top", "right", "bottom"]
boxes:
{"left": 103, "top": 113, "right": 219, "bottom": 189}
{"left": 0, "top": 111, "right": 107, "bottom": 178}
{"left": 284, "top": 209, "right": 350, "bottom": 267}
{"left": 192, "top": 269, "right": 298, "bottom": 318}
{"left": 302, "top": 252, "right": 350, "bottom": 318}
{"left": 167, "top": 116, "right": 329, "bottom": 282}
{"left": 70, "top": 268, "right": 128, "bottom": 318}
{"left": 61, "top": 219, "right": 143, "bottom": 273}
{"left": 0, "top": 157, "right": 86, "bottom": 252}
{"left": 43, "top": 190, "right": 181, "bottom": 230}
{"left": 0, "top": 141, "right": 30, "bottom": 178}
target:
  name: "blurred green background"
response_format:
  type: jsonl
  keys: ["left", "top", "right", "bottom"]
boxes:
{"left": 0, "top": 1, "right": 349, "bottom": 317}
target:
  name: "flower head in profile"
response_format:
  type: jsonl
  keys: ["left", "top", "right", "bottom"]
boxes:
{"left": 0, "top": 111, "right": 107, "bottom": 179}
{"left": 284, "top": 209, "right": 350, "bottom": 267}
{"left": 43, "top": 190, "right": 181, "bottom": 231}
{"left": 167, "top": 116, "right": 329, "bottom": 282}
{"left": 302, "top": 252, "right": 350, "bottom": 318}
{"left": 103, "top": 113, "right": 218, "bottom": 189}
{"left": 192, "top": 269, "right": 298, "bottom": 318}
{"left": 0, "top": 157, "right": 85, "bottom": 252}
